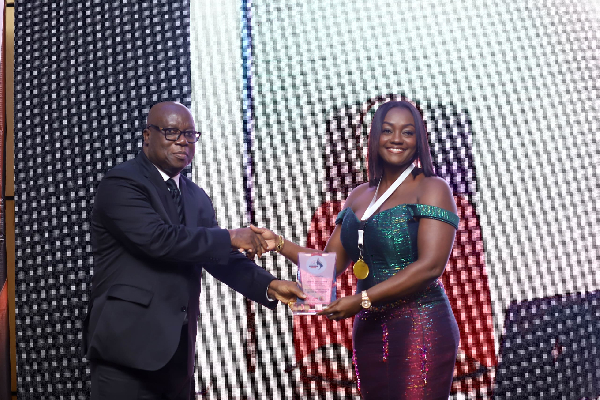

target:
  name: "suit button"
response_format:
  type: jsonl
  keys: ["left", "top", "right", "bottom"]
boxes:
{"left": 181, "top": 306, "right": 187, "bottom": 312}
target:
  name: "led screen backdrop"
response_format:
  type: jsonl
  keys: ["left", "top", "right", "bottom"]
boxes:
{"left": 12, "top": 0, "right": 600, "bottom": 399}
{"left": 189, "top": 0, "right": 600, "bottom": 399}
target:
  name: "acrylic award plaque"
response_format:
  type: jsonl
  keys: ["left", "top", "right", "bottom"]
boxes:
{"left": 292, "top": 252, "right": 337, "bottom": 315}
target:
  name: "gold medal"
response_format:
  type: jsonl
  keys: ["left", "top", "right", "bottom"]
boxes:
{"left": 353, "top": 258, "right": 369, "bottom": 279}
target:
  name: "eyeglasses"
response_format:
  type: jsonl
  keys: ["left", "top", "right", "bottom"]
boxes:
{"left": 146, "top": 124, "right": 201, "bottom": 143}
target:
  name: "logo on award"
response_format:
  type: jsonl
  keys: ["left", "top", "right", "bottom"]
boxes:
{"left": 307, "top": 256, "right": 325, "bottom": 275}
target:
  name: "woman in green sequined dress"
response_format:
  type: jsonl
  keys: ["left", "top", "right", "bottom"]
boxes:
{"left": 255, "top": 101, "right": 459, "bottom": 399}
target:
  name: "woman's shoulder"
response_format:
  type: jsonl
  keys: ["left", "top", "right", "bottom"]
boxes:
{"left": 418, "top": 175, "right": 451, "bottom": 191}
{"left": 333, "top": 183, "right": 371, "bottom": 224}
{"left": 345, "top": 182, "right": 372, "bottom": 205}
{"left": 416, "top": 175, "right": 456, "bottom": 212}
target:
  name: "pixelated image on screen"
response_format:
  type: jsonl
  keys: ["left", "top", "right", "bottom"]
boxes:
{"left": 189, "top": 1, "right": 599, "bottom": 399}
{"left": 11, "top": 0, "right": 599, "bottom": 399}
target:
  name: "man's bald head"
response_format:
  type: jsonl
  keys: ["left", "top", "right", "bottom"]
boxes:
{"left": 146, "top": 101, "right": 193, "bottom": 127}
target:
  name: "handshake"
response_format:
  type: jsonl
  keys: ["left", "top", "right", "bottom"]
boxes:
{"left": 228, "top": 225, "right": 308, "bottom": 305}
{"left": 227, "top": 225, "right": 281, "bottom": 259}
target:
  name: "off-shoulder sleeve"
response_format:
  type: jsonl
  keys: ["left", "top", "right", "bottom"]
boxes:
{"left": 408, "top": 204, "right": 459, "bottom": 229}
{"left": 335, "top": 208, "right": 350, "bottom": 225}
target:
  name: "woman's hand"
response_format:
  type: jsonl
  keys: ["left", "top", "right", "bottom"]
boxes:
{"left": 249, "top": 224, "right": 279, "bottom": 251}
{"left": 318, "top": 294, "right": 363, "bottom": 320}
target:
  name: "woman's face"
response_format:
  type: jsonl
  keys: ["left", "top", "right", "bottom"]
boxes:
{"left": 378, "top": 107, "right": 418, "bottom": 169}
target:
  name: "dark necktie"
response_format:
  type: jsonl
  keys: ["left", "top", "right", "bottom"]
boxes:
{"left": 166, "top": 178, "right": 185, "bottom": 225}
{"left": 166, "top": 179, "right": 189, "bottom": 327}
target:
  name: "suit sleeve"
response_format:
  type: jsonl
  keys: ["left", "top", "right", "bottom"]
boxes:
{"left": 203, "top": 253, "right": 278, "bottom": 309}
{"left": 199, "top": 198, "right": 277, "bottom": 308}
{"left": 93, "top": 174, "right": 232, "bottom": 265}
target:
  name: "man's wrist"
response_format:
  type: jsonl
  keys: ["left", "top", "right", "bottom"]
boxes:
{"left": 266, "top": 280, "right": 277, "bottom": 302}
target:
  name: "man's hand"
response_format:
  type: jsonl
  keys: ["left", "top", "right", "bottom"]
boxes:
{"left": 228, "top": 227, "right": 268, "bottom": 258}
{"left": 249, "top": 225, "right": 278, "bottom": 251}
{"left": 267, "top": 280, "right": 306, "bottom": 305}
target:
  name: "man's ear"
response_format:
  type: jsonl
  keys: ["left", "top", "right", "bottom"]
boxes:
{"left": 142, "top": 128, "right": 149, "bottom": 146}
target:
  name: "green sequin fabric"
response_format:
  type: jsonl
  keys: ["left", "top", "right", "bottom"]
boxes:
{"left": 336, "top": 203, "right": 458, "bottom": 293}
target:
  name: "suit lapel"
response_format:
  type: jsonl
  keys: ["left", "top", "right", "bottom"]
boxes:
{"left": 179, "top": 177, "right": 197, "bottom": 229}
{"left": 135, "top": 152, "right": 180, "bottom": 225}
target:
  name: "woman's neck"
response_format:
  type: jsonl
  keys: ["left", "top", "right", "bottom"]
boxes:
{"left": 380, "top": 163, "right": 413, "bottom": 190}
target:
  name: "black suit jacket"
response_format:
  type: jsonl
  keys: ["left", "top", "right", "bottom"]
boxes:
{"left": 83, "top": 152, "right": 276, "bottom": 371}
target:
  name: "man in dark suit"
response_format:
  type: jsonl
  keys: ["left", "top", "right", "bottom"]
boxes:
{"left": 83, "top": 101, "right": 303, "bottom": 399}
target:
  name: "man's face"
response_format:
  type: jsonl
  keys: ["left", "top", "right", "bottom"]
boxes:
{"left": 143, "top": 103, "right": 196, "bottom": 177}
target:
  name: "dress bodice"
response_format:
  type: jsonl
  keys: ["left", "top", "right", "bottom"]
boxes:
{"left": 336, "top": 204, "right": 459, "bottom": 294}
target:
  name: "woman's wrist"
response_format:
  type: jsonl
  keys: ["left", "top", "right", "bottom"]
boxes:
{"left": 275, "top": 234, "right": 285, "bottom": 253}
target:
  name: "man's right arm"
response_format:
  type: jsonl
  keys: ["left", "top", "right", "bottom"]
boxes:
{"left": 94, "top": 174, "right": 232, "bottom": 264}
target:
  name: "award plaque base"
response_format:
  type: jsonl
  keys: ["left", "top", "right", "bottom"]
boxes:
{"left": 290, "top": 303, "right": 327, "bottom": 315}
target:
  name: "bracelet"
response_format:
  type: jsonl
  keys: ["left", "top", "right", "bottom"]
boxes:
{"left": 275, "top": 235, "right": 285, "bottom": 253}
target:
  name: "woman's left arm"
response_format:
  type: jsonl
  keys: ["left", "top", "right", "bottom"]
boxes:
{"left": 320, "top": 177, "right": 457, "bottom": 320}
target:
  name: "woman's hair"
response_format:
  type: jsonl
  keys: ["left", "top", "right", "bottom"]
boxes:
{"left": 367, "top": 100, "right": 435, "bottom": 185}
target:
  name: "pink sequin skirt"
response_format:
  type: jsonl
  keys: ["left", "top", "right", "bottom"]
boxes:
{"left": 352, "top": 285, "right": 459, "bottom": 399}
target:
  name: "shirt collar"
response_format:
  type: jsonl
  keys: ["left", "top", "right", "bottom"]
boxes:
{"left": 152, "top": 164, "right": 180, "bottom": 189}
